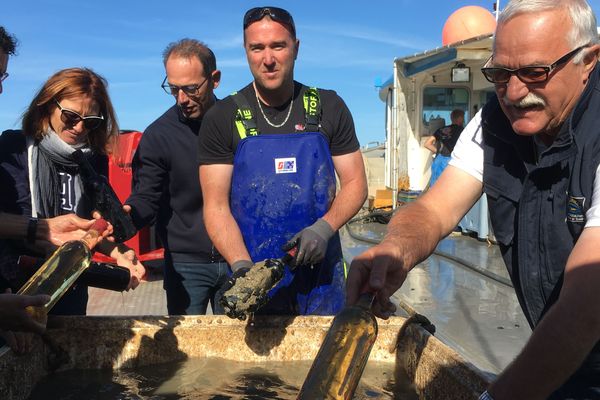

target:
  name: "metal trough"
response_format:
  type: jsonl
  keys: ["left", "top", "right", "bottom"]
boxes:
{"left": 0, "top": 315, "right": 491, "bottom": 399}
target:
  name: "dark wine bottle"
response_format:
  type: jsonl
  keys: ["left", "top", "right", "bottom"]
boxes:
{"left": 297, "top": 293, "right": 378, "bottom": 400}
{"left": 72, "top": 149, "right": 137, "bottom": 243}
{"left": 77, "top": 262, "right": 131, "bottom": 292}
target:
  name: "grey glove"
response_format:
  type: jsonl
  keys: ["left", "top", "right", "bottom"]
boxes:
{"left": 284, "top": 218, "right": 334, "bottom": 266}
{"left": 221, "top": 260, "right": 254, "bottom": 293}
{"left": 231, "top": 259, "right": 254, "bottom": 272}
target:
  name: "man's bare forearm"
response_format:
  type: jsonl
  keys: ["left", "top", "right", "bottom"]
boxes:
{"left": 489, "top": 300, "right": 599, "bottom": 399}
{"left": 322, "top": 177, "right": 367, "bottom": 231}
{"left": 489, "top": 228, "right": 600, "bottom": 399}
{"left": 204, "top": 206, "right": 251, "bottom": 265}
{"left": 381, "top": 201, "right": 446, "bottom": 271}
{"left": 325, "top": 151, "right": 368, "bottom": 231}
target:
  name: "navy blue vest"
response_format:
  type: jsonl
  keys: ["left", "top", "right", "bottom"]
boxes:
{"left": 481, "top": 66, "right": 600, "bottom": 390}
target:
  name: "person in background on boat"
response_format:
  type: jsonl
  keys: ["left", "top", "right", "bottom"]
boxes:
{"left": 0, "top": 68, "right": 146, "bottom": 319}
{"left": 124, "top": 39, "right": 227, "bottom": 315}
{"left": 424, "top": 108, "right": 464, "bottom": 188}
{"left": 198, "top": 6, "right": 367, "bottom": 315}
{"left": 0, "top": 28, "right": 113, "bottom": 344}
{"left": 348, "top": 0, "right": 600, "bottom": 398}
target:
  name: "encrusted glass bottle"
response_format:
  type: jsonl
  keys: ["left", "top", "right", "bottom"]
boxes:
{"left": 298, "top": 293, "right": 378, "bottom": 399}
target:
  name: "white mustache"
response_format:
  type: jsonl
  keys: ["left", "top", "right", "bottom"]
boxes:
{"left": 502, "top": 93, "right": 546, "bottom": 108}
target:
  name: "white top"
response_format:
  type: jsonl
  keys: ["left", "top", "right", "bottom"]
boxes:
{"left": 450, "top": 109, "right": 600, "bottom": 227}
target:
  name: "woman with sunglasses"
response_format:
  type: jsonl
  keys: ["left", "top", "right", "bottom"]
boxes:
{"left": 0, "top": 67, "right": 145, "bottom": 317}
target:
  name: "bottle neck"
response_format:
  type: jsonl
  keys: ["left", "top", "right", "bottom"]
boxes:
{"left": 81, "top": 229, "right": 101, "bottom": 249}
{"left": 80, "top": 218, "right": 107, "bottom": 250}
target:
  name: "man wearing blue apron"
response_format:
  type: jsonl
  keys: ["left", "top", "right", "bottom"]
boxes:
{"left": 198, "top": 6, "right": 367, "bottom": 315}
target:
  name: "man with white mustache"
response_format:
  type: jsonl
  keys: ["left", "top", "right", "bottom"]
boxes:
{"left": 347, "top": 0, "right": 600, "bottom": 398}
{"left": 503, "top": 92, "right": 546, "bottom": 109}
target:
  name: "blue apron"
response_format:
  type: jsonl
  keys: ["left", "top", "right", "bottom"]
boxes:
{"left": 230, "top": 131, "right": 346, "bottom": 315}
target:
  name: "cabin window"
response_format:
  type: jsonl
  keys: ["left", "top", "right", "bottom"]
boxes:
{"left": 421, "top": 87, "right": 469, "bottom": 136}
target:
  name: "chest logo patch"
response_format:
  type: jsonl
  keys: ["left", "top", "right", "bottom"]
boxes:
{"left": 275, "top": 157, "right": 297, "bottom": 174}
{"left": 567, "top": 196, "right": 585, "bottom": 223}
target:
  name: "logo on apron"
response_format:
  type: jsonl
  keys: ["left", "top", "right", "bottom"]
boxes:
{"left": 275, "top": 157, "right": 297, "bottom": 174}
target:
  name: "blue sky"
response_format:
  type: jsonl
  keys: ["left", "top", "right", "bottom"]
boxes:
{"left": 3, "top": 1, "right": 600, "bottom": 146}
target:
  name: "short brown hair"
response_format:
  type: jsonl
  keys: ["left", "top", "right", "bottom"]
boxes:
{"left": 162, "top": 39, "right": 216, "bottom": 78}
{"left": 22, "top": 68, "right": 119, "bottom": 154}
{"left": 450, "top": 109, "right": 465, "bottom": 123}
{"left": 0, "top": 26, "right": 17, "bottom": 55}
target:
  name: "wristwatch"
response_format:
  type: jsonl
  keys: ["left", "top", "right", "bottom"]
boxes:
{"left": 478, "top": 390, "right": 494, "bottom": 400}
{"left": 27, "top": 217, "right": 39, "bottom": 244}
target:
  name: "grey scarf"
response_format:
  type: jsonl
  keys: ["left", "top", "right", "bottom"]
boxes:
{"left": 30, "top": 130, "right": 91, "bottom": 218}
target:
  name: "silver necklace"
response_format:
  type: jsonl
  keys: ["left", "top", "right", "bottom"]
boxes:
{"left": 255, "top": 88, "right": 294, "bottom": 128}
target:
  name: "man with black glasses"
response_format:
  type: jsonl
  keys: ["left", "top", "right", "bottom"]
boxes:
{"left": 347, "top": 0, "right": 600, "bottom": 399}
{"left": 124, "top": 39, "right": 227, "bottom": 315}
{"left": 198, "top": 7, "right": 367, "bottom": 316}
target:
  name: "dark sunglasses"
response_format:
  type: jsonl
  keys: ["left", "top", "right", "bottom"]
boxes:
{"left": 161, "top": 76, "right": 208, "bottom": 96}
{"left": 243, "top": 6, "right": 296, "bottom": 36}
{"left": 54, "top": 100, "right": 104, "bottom": 130}
{"left": 481, "top": 45, "right": 588, "bottom": 84}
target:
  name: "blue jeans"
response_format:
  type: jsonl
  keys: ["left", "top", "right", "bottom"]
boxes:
{"left": 429, "top": 154, "right": 451, "bottom": 189}
{"left": 163, "top": 260, "right": 229, "bottom": 315}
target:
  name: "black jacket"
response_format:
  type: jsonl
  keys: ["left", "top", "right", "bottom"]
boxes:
{"left": 126, "top": 106, "right": 222, "bottom": 263}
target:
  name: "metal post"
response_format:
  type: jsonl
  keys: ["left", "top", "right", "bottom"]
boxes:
{"left": 495, "top": 0, "right": 501, "bottom": 21}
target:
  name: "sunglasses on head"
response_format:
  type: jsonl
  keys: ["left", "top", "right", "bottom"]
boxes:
{"left": 54, "top": 99, "right": 104, "bottom": 130}
{"left": 243, "top": 6, "right": 295, "bottom": 36}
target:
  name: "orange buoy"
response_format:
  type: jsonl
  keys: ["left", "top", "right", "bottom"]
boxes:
{"left": 442, "top": 6, "right": 497, "bottom": 45}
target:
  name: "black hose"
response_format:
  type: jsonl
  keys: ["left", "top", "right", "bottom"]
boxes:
{"left": 344, "top": 217, "right": 513, "bottom": 288}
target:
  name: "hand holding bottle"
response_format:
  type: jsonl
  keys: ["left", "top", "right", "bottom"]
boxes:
{"left": 45, "top": 214, "right": 112, "bottom": 247}
{"left": 108, "top": 245, "right": 145, "bottom": 290}
{"left": 347, "top": 240, "right": 403, "bottom": 319}
{"left": 0, "top": 291, "right": 51, "bottom": 334}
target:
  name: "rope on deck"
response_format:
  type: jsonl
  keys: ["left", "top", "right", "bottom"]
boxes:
{"left": 345, "top": 211, "right": 513, "bottom": 289}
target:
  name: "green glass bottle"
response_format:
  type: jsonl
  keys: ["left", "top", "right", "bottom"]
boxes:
{"left": 298, "top": 293, "right": 377, "bottom": 400}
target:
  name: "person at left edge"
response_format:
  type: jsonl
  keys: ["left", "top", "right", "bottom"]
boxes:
{"left": 0, "top": 67, "right": 145, "bottom": 318}
{"left": 125, "top": 39, "right": 228, "bottom": 315}
{"left": 198, "top": 6, "right": 368, "bottom": 315}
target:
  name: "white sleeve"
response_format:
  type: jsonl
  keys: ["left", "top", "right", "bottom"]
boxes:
{"left": 448, "top": 109, "right": 484, "bottom": 182}
{"left": 584, "top": 163, "right": 600, "bottom": 227}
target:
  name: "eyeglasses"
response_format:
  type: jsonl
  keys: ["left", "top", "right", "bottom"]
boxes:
{"left": 481, "top": 45, "right": 588, "bottom": 84}
{"left": 161, "top": 76, "right": 208, "bottom": 96}
{"left": 0, "top": 72, "right": 8, "bottom": 82}
{"left": 243, "top": 6, "right": 296, "bottom": 36}
{"left": 54, "top": 100, "right": 104, "bottom": 130}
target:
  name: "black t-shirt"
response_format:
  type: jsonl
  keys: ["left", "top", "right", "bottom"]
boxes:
{"left": 198, "top": 81, "right": 360, "bottom": 164}
{"left": 434, "top": 124, "right": 463, "bottom": 157}
{"left": 59, "top": 167, "right": 78, "bottom": 213}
